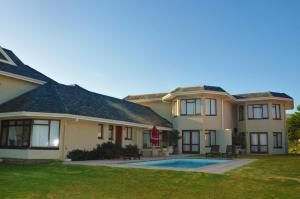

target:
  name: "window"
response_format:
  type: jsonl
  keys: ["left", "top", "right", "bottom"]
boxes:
{"left": 239, "top": 105, "right": 244, "bottom": 121}
{"left": 205, "top": 130, "right": 216, "bottom": 147}
{"left": 248, "top": 104, "right": 268, "bottom": 119}
{"left": 0, "top": 119, "right": 60, "bottom": 148}
{"left": 108, "top": 125, "right": 114, "bottom": 140}
{"left": 31, "top": 120, "right": 60, "bottom": 147}
{"left": 273, "top": 132, "right": 282, "bottom": 148}
{"left": 0, "top": 120, "right": 31, "bottom": 148}
{"left": 180, "top": 99, "right": 201, "bottom": 115}
{"left": 98, "top": 124, "right": 103, "bottom": 139}
{"left": 205, "top": 99, "right": 217, "bottom": 116}
{"left": 272, "top": 104, "right": 281, "bottom": 119}
{"left": 143, "top": 130, "right": 160, "bottom": 148}
{"left": 250, "top": 132, "right": 268, "bottom": 153}
{"left": 125, "top": 127, "right": 133, "bottom": 140}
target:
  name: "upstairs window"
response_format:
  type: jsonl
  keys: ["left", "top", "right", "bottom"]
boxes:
{"left": 248, "top": 104, "right": 268, "bottom": 119}
{"left": 180, "top": 99, "right": 201, "bottom": 115}
{"left": 272, "top": 104, "right": 281, "bottom": 119}
{"left": 239, "top": 105, "right": 244, "bottom": 121}
{"left": 125, "top": 127, "right": 133, "bottom": 140}
{"left": 205, "top": 99, "right": 217, "bottom": 116}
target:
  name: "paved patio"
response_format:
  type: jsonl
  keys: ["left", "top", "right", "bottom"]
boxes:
{"left": 64, "top": 156, "right": 255, "bottom": 174}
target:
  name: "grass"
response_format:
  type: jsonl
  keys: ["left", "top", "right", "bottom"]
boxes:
{"left": 0, "top": 155, "right": 299, "bottom": 199}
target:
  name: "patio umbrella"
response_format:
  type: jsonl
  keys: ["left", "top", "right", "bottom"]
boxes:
{"left": 150, "top": 126, "right": 160, "bottom": 145}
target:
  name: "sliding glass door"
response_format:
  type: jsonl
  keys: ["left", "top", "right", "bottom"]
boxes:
{"left": 182, "top": 130, "right": 200, "bottom": 153}
{"left": 250, "top": 132, "right": 268, "bottom": 153}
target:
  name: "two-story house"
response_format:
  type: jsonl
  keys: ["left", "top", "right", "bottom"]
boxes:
{"left": 125, "top": 86, "right": 294, "bottom": 154}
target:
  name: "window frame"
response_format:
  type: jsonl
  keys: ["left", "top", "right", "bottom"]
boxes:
{"left": 238, "top": 105, "right": 244, "bottom": 121}
{"left": 247, "top": 104, "right": 269, "bottom": 120}
{"left": 250, "top": 132, "right": 268, "bottom": 153}
{"left": 205, "top": 98, "right": 217, "bottom": 116}
{"left": 273, "top": 132, "right": 282, "bottom": 148}
{"left": 108, "top": 125, "right": 114, "bottom": 140}
{"left": 0, "top": 119, "right": 60, "bottom": 150}
{"left": 98, "top": 124, "right": 103, "bottom": 139}
{"left": 180, "top": 99, "right": 201, "bottom": 116}
{"left": 125, "top": 127, "right": 133, "bottom": 140}
{"left": 205, "top": 130, "right": 216, "bottom": 147}
{"left": 272, "top": 104, "right": 281, "bottom": 120}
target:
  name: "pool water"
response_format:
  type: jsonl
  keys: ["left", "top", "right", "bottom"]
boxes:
{"left": 128, "top": 159, "right": 231, "bottom": 169}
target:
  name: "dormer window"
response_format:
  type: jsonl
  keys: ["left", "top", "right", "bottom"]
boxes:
{"left": 0, "top": 47, "right": 16, "bottom": 66}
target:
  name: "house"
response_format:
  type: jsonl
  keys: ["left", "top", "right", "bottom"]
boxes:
{"left": 125, "top": 86, "right": 294, "bottom": 155}
{"left": 0, "top": 45, "right": 294, "bottom": 161}
{"left": 0, "top": 46, "right": 171, "bottom": 160}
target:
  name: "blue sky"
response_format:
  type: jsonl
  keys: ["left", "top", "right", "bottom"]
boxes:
{"left": 0, "top": 0, "right": 299, "bottom": 112}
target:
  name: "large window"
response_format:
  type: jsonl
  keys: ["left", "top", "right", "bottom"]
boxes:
{"left": 0, "top": 119, "right": 60, "bottom": 149}
{"left": 0, "top": 120, "right": 31, "bottom": 148}
{"left": 31, "top": 120, "right": 60, "bottom": 148}
{"left": 272, "top": 104, "right": 281, "bottom": 119}
{"left": 180, "top": 99, "right": 201, "bottom": 115}
{"left": 239, "top": 105, "right": 244, "bottom": 121}
{"left": 248, "top": 104, "right": 268, "bottom": 119}
{"left": 250, "top": 132, "right": 268, "bottom": 153}
{"left": 182, "top": 130, "right": 200, "bottom": 153}
{"left": 205, "top": 130, "right": 216, "bottom": 147}
{"left": 205, "top": 99, "right": 217, "bottom": 116}
{"left": 273, "top": 132, "right": 282, "bottom": 148}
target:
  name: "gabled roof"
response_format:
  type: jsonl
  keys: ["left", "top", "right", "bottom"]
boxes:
{"left": 0, "top": 47, "right": 52, "bottom": 83}
{"left": 0, "top": 82, "right": 172, "bottom": 128}
{"left": 233, "top": 92, "right": 293, "bottom": 100}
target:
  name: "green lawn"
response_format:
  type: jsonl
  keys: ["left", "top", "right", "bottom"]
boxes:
{"left": 0, "top": 155, "right": 299, "bottom": 199}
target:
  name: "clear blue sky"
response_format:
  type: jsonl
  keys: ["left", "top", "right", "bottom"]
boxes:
{"left": 1, "top": 0, "right": 299, "bottom": 112}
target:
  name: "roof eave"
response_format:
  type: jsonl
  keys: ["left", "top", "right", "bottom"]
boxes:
{"left": 0, "top": 111, "right": 172, "bottom": 131}
{"left": 0, "top": 70, "right": 46, "bottom": 85}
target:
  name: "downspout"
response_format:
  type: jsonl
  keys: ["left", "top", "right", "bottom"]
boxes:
{"left": 221, "top": 98, "right": 224, "bottom": 129}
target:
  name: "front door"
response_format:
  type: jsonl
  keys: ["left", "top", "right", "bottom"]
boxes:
{"left": 115, "top": 126, "right": 122, "bottom": 146}
{"left": 250, "top": 132, "right": 268, "bottom": 153}
{"left": 182, "top": 130, "right": 200, "bottom": 153}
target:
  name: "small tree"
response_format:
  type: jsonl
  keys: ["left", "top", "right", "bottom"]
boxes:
{"left": 287, "top": 105, "right": 300, "bottom": 142}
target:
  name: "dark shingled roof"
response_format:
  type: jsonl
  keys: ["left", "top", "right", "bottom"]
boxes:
{"left": 171, "top": 85, "right": 226, "bottom": 93}
{"left": 233, "top": 92, "right": 293, "bottom": 100}
{"left": 0, "top": 82, "right": 172, "bottom": 128}
{"left": 0, "top": 48, "right": 52, "bottom": 82}
{"left": 124, "top": 93, "right": 168, "bottom": 101}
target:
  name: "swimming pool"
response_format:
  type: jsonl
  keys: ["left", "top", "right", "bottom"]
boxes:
{"left": 128, "top": 159, "right": 231, "bottom": 169}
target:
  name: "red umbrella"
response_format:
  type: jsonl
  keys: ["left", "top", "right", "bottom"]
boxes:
{"left": 150, "top": 126, "right": 160, "bottom": 145}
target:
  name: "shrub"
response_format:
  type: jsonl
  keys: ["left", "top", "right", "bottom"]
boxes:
{"left": 67, "top": 143, "right": 139, "bottom": 161}
{"left": 67, "top": 149, "right": 90, "bottom": 161}
{"left": 123, "top": 144, "right": 139, "bottom": 155}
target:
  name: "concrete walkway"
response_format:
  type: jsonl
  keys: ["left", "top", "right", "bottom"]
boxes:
{"left": 64, "top": 156, "right": 255, "bottom": 174}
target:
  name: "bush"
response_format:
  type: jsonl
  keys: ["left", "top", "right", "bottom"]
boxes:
{"left": 67, "top": 142, "right": 136, "bottom": 161}
{"left": 101, "top": 142, "right": 122, "bottom": 159}
{"left": 123, "top": 144, "right": 139, "bottom": 155}
{"left": 67, "top": 149, "right": 90, "bottom": 161}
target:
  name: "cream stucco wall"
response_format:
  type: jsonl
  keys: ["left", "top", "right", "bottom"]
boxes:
{"left": 0, "top": 74, "right": 39, "bottom": 104}
{"left": 237, "top": 100, "right": 288, "bottom": 154}
{"left": 138, "top": 101, "right": 172, "bottom": 121}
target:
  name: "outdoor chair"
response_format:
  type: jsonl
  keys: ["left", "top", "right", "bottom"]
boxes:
{"left": 222, "top": 145, "right": 237, "bottom": 159}
{"left": 123, "top": 149, "right": 143, "bottom": 160}
{"left": 205, "top": 145, "right": 221, "bottom": 158}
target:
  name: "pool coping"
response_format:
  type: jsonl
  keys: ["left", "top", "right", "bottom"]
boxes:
{"left": 65, "top": 157, "right": 256, "bottom": 174}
